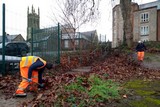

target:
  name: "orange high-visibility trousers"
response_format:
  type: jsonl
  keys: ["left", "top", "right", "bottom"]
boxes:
{"left": 137, "top": 51, "right": 144, "bottom": 61}
{"left": 16, "top": 56, "right": 46, "bottom": 94}
{"left": 16, "top": 66, "right": 38, "bottom": 94}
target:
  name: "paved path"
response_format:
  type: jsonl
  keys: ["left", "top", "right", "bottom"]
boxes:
{"left": 0, "top": 91, "right": 34, "bottom": 107}
{"left": 142, "top": 54, "right": 160, "bottom": 70}
{"left": 133, "top": 52, "right": 160, "bottom": 70}
{"left": 71, "top": 66, "right": 91, "bottom": 72}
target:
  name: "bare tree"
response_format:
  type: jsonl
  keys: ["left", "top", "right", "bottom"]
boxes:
{"left": 52, "top": 0, "right": 100, "bottom": 51}
{"left": 120, "top": 0, "right": 133, "bottom": 48}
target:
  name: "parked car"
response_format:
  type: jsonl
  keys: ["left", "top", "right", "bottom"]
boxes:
{"left": 0, "top": 41, "right": 30, "bottom": 57}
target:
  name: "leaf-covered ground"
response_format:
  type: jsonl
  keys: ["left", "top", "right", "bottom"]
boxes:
{"left": 1, "top": 50, "right": 160, "bottom": 107}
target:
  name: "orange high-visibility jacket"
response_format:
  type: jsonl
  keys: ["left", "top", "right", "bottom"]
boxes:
{"left": 20, "top": 56, "right": 47, "bottom": 79}
{"left": 16, "top": 56, "right": 46, "bottom": 92}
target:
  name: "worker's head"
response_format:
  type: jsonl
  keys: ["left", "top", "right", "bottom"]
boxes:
{"left": 138, "top": 40, "right": 142, "bottom": 43}
{"left": 45, "top": 62, "right": 53, "bottom": 70}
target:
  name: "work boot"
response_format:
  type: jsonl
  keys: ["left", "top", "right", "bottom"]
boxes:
{"left": 15, "top": 90, "right": 27, "bottom": 97}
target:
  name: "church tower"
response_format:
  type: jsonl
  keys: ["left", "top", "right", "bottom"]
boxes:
{"left": 27, "top": 5, "right": 40, "bottom": 41}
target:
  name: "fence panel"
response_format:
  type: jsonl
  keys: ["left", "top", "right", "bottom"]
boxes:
{"left": 0, "top": 3, "right": 26, "bottom": 75}
{"left": 0, "top": 4, "right": 61, "bottom": 75}
{"left": 31, "top": 25, "right": 60, "bottom": 64}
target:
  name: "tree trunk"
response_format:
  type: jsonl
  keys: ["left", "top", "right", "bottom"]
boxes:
{"left": 120, "top": 0, "right": 133, "bottom": 48}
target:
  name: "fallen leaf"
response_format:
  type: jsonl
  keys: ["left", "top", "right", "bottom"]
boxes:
{"left": 36, "top": 93, "right": 43, "bottom": 100}
{"left": 123, "top": 94, "right": 127, "bottom": 98}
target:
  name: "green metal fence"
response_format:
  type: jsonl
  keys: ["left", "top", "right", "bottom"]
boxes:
{"left": 0, "top": 3, "right": 61, "bottom": 75}
{"left": 1, "top": 3, "right": 6, "bottom": 75}
{"left": 30, "top": 23, "right": 61, "bottom": 64}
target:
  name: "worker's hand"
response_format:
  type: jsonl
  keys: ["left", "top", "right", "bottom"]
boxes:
{"left": 38, "top": 84, "right": 44, "bottom": 88}
{"left": 28, "top": 78, "right": 32, "bottom": 82}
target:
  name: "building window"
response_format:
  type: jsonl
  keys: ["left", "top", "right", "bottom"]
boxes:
{"left": 140, "top": 12, "right": 149, "bottom": 22}
{"left": 64, "top": 40, "right": 69, "bottom": 48}
{"left": 140, "top": 26, "right": 149, "bottom": 36}
{"left": 75, "top": 40, "right": 79, "bottom": 46}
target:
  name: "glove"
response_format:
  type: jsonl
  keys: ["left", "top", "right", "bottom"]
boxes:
{"left": 28, "top": 78, "right": 32, "bottom": 82}
{"left": 38, "top": 84, "right": 44, "bottom": 88}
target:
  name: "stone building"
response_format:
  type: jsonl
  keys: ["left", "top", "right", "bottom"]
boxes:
{"left": 112, "top": 0, "right": 160, "bottom": 48}
{"left": 27, "top": 5, "right": 40, "bottom": 41}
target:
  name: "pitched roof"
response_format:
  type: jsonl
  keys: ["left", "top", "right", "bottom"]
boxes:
{"left": 0, "top": 36, "right": 8, "bottom": 43}
{"left": 0, "top": 34, "right": 23, "bottom": 43}
{"left": 139, "top": 1, "right": 159, "bottom": 9}
{"left": 81, "top": 30, "right": 97, "bottom": 39}
{"left": 81, "top": 30, "right": 97, "bottom": 37}
{"left": 7, "top": 35, "right": 18, "bottom": 41}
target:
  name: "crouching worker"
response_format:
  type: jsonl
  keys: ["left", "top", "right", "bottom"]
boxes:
{"left": 15, "top": 56, "right": 53, "bottom": 97}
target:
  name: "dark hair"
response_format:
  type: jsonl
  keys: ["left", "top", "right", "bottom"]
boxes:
{"left": 45, "top": 62, "right": 53, "bottom": 69}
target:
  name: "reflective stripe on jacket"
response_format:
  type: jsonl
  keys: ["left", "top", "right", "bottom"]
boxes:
{"left": 21, "top": 56, "right": 46, "bottom": 69}
{"left": 20, "top": 56, "right": 46, "bottom": 79}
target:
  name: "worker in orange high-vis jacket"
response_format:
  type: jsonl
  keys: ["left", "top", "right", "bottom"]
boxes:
{"left": 136, "top": 41, "right": 147, "bottom": 61}
{"left": 15, "top": 56, "right": 53, "bottom": 97}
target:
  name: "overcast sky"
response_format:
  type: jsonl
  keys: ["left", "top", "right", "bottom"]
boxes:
{"left": 0, "top": 0, "right": 157, "bottom": 41}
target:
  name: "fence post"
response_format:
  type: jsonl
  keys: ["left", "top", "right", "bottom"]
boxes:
{"left": 2, "top": 3, "right": 6, "bottom": 76}
{"left": 57, "top": 23, "right": 61, "bottom": 64}
{"left": 79, "top": 32, "right": 82, "bottom": 65}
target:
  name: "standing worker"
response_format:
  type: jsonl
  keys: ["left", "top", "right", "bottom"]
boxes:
{"left": 15, "top": 56, "right": 53, "bottom": 97}
{"left": 136, "top": 41, "right": 146, "bottom": 61}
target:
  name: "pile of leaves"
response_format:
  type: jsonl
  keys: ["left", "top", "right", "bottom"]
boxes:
{"left": 1, "top": 50, "right": 160, "bottom": 106}
{"left": 90, "top": 52, "right": 160, "bottom": 82}
{"left": 0, "top": 73, "right": 21, "bottom": 99}
{"left": 59, "top": 50, "right": 102, "bottom": 71}
{"left": 20, "top": 73, "right": 121, "bottom": 107}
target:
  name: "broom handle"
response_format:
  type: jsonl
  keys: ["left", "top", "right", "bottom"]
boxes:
{"left": 22, "top": 77, "right": 41, "bottom": 85}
